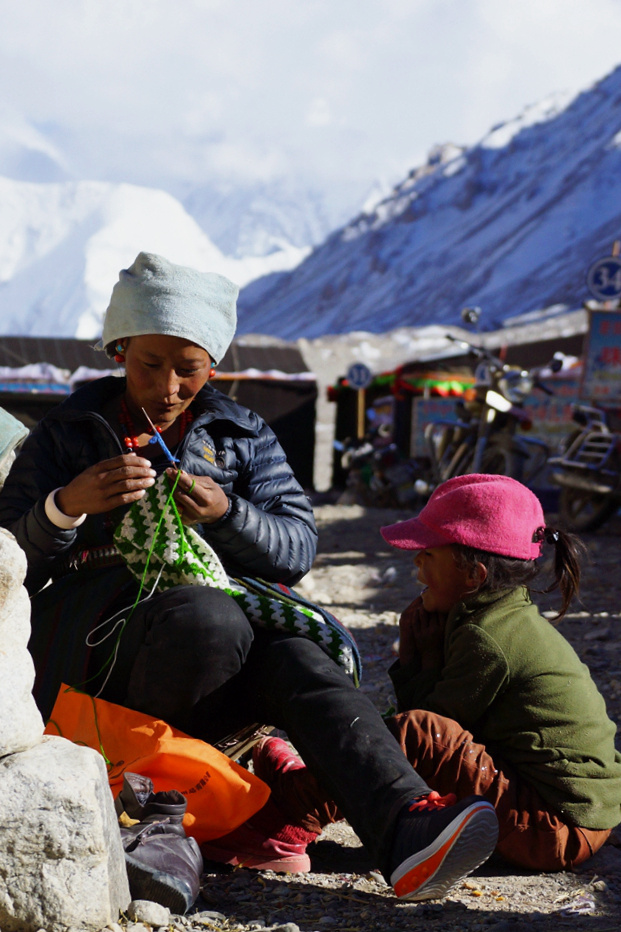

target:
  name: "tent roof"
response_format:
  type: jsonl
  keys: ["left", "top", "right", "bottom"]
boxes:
{"left": 0, "top": 336, "right": 311, "bottom": 376}
{"left": 0, "top": 336, "right": 108, "bottom": 372}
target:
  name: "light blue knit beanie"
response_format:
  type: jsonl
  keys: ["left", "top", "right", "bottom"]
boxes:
{"left": 100, "top": 252, "right": 238, "bottom": 364}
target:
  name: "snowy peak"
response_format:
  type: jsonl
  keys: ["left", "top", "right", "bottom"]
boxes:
{"left": 0, "top": 177, "right": 248, "bottom": 338}
{"left": 0, "top": 171, "right": 330, "bottom": 338}
{"left": 181, "top": 177, "right": 365, "bottom": 259}
{"left": 479, "top": 90, "right": 577, "bottom": 150}
{"left": 238, "top": 65, "right": 621, "bottom": 339}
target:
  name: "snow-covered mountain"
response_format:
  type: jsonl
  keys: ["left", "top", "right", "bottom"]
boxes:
{"left": 180, "top": 177, "right": 372, "bottom": 260}
{"left": 0, "top": 177, "right": 311, "bottom": 338}
{"left": 237, "top": 66, "right": 621, "bottom": 338}
{"left": 2, "top": 65, "right": 620, "bottom": 342}
{"left": 0, "top": 110, "right": 370, "bottom": 338}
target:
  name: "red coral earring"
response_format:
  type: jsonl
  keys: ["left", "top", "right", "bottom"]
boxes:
{"left": 114, "top": 342, "right": 125, "bottom": 364}
{"left": 209, "top": 366, "right": 216, "bottom": 378}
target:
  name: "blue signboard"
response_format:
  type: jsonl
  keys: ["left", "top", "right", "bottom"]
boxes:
{"left": 581, "top": 310, "right": 621, "bottom": 403}
{"left": 586, "top": 256, "right": 621, "bottom": 301}
{"left": 346, "top": 362, "right": 373, "bottom": 390}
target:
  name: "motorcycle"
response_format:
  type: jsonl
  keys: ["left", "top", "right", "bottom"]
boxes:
{"left": 548, "top": 404, "right": 621, "bottom": 531}
{"left": 334, "top": 425, "right": 421, "bottom": 508}
{"left": 413, "top": 314, "right": 561, "bottom": 498}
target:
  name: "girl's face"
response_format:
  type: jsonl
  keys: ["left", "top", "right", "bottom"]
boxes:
{"left": 123, "top": 334, "right": 212, "bottom": 429}
{"left": 414, "top": 546, "right": 479, "bottom": 613}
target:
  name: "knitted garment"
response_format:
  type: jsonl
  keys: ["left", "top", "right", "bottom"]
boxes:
{"left": 113, "top": 476, "right": 361, "bottom": 685}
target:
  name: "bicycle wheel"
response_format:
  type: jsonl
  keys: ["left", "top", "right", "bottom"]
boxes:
{"left": 558, "top": 485, "right": 618, "bottom": 532}
{"left": 480, "top": 439, "right": 523, "bottom": 481}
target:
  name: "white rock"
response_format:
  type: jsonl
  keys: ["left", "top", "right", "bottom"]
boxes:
{"left": 127, "top": 899, "right": 172, "bottom": 926}
{"left": 0, "top": 736, "right": 130, "bottom": 932}
{"left": 0, "top": 530, "right": 44, "bottom": 754}
{"left": 0, "top": 526, "right": 28, "bottom": 613}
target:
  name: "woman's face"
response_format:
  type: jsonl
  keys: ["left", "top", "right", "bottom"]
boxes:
{"left": 123, "top": 334, "right": 212, "bottom": 429}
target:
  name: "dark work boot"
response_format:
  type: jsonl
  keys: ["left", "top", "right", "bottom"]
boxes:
{"left": 141, "top": 790, "right": 187, "bottom": 834}
{"left": 121, "top": 821, "right": 204, "bottom": 914}
{"left": 115, "top": 772, "right": 154, "bottom": 819}
{"left": 116, "top": 772, "right": 187, "bottom": 835}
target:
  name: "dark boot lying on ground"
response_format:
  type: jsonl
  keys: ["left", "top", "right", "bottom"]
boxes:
{"left": 116, "top": 772, "right": 204, "bottom": 913}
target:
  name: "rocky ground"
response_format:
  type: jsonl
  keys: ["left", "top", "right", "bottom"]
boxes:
{"left": 114, "top": 502, "right": 621, "bottom": 932}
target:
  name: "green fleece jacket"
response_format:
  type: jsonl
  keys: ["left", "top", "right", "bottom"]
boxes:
{"left": 389, "top": 587, "right": 621, "bottom": 830}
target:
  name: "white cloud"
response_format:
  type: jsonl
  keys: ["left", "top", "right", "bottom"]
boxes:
{"left": 306, "top": 98, "right": 333, "bottom": 127}
{"left": 0, "top": 0, "right": 620, "bottom": 189}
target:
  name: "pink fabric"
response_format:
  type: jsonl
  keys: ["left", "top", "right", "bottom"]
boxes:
{"left": 381, "top": 474, "right": 544, "bottom": 559}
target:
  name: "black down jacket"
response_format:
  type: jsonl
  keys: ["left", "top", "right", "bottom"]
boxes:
{"left": 0, "top": 376, "right": 317, "bottom": 595}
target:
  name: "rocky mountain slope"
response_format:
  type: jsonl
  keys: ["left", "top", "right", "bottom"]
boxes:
{"left": 238, "top": 66, "right": 621, "bottom": 338}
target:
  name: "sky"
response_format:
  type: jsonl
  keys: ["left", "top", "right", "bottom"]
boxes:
{"left": 1, "top": 0, "right": 621, "bottom": 195}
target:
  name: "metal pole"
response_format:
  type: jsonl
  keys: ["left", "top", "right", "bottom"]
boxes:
{"left": 357, "top": 389, "right": 366, "bottom": 438}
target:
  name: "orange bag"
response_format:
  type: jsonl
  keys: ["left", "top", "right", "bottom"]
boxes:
{"left": 44, "top": 685, "right": 270, "bottom": 844}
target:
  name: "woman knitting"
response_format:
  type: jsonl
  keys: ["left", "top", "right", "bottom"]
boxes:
{"left": 255, "top": 474, "right": 621, "bottom": 873}
{"left": 0, "top": 253, "right": 499, "bottom": 905}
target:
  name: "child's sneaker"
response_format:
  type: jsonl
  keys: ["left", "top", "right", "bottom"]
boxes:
{"left": 389, "top": 792, "right": 499, "bottom": 901}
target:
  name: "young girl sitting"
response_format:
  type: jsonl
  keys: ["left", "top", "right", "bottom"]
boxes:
{"left": 254, "top": 473, "right": 621, "bottom": 873}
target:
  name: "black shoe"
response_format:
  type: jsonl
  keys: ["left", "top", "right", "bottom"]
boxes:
{"left": 116, "top": 772, "right": 187, "bottom": 835}
{"left": 140, "top": 790, "right": 187, "bottom": 834}
{"left": 115, "top": 772, "right": 154, "bottom": 819}
{"left": 121, "top": 821, "right": 204, "bottom": 914}
{"left": 389, "top": 791, "right": 499, "bottom": 901}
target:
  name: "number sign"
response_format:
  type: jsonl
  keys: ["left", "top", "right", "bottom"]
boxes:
{"left": 586, "top": 256, "right": 621, "bottom": 301}
{"left": 346, "top": 363, "right": 373, "bottom": 390}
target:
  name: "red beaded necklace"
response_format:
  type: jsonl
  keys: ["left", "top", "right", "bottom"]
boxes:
{"left": 118, "top": 398, "right": 193, "bottom": 455}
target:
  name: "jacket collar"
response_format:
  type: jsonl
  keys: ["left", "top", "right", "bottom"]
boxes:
{"left": 447, "top": 585, "right": 531, "bottom": 626}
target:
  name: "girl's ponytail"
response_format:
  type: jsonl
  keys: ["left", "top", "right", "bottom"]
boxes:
{"left": 454, "top": 526, "right": 586, "bottom": 621}
{"left": 540, "top": 527, "right": 586, "bottom": 620}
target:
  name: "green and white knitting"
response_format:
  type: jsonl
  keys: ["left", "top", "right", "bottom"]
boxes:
{"left": 113, "top": 471, "right": 230, "bottom": 590}
{"left": 114, "top": 475, "right": 361, "bottom": 684}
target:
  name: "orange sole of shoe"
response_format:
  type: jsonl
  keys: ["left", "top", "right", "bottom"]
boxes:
{"left": 392, "top": 802, "right": 498, "bottom": 901}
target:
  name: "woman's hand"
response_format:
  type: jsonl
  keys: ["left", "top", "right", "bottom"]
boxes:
{"left": 167, "top": 469, "right": 230, "bottom": 525}
{"left": 55, "top": 455, "right": 156, "bottom": 516}
{"left": 398, "top": 595, "right": 447, "bottom": 669}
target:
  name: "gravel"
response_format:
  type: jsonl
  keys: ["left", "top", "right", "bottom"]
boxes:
{"left": 112, "top": 502, "right": 621, "bottom": 932}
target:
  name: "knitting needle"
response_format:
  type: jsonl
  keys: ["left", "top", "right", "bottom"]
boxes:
{"left": 141, "top": 407, "right": 180, "bottom": 468}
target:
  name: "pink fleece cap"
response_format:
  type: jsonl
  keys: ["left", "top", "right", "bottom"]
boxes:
{"left": 381, "top": 474, "right": 545, "bottom": 560}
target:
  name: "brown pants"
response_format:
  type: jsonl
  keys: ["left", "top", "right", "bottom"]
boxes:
{"left": 386, "top": 710, "right": 610, "bottom": 871}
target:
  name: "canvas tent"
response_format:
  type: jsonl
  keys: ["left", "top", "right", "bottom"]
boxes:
{"left": 0, "top": 336, "right": 317, "bottom": 489}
